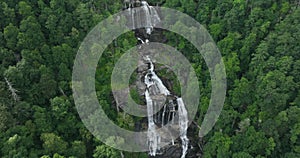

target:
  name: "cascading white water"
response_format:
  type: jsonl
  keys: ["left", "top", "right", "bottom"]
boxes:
{"left": 162, "top": 104, "right": 167, "bottom": 126}
{"left": 128, "top": 1, "right": 160, "bottom": 35}
{"left": 144, "top": 56, "right": 170, "bottom": 156}
{"left": 144, "top": 57, "right": 189, "bottom": 157}
{"left": 141, "top": 1, "right": 153, "bottom": 34}
{"left": 177, "top": 98, "right": 189, "bottom": 158}
{"left": 145, "top": 56, "right": 170, "bottom": 96}
{"left": 145, "top": 89, "right": 159, "bottom": 156}
{"left": 130, "top": 7, "right": 135, "bottom": 30}
{"left": 125, "top": 1, "right": 190, "bottom": 157}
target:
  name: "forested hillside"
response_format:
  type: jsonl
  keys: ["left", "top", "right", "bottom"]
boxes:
{"left": 0, "top": 0, "right": 299, "bottom": 157}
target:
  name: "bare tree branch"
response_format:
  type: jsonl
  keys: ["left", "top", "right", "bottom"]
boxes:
{"left": 4, "top": 77, "right": 20, "bottom": 102}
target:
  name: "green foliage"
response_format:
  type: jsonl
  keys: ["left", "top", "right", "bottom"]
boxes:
{"left": 93, "top": 145, "right": 120, "bottom": 158}
{"left": 17, "top": 16, "right": 44, "bottom": 50}
{"left": 232, "top": 152, "right": 253, "bottom": 158}
{"left": 232, "top": 126, "right": 275, "bottom": 156}
{"left": 0, "top": 103, "right": 13, "bottom": 132}
{"left": 69, "top": 141, "right": 86, "bottom": 157}
{"left": 0, "top": 0, "right": 299, "bottom": 157}
{"left": 40, "top": 133, "right": 68, "bottom": 156}
{"left": 203, "top": 132, "right": 232, "bottom": 157}
{"left": 3, "top": 23, "right": 18, "bottom": 50}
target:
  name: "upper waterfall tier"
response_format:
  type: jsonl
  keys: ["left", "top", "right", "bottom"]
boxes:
{"left": 126, "top": 1, "right": 161, "bottom": 35}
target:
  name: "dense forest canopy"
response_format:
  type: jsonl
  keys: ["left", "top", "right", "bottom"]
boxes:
{"left": 0, "top": 0, "right": 299, "bottom": 157}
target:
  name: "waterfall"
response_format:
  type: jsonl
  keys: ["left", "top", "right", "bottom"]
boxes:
{"left": 130, "top": 7, "right": 135, "bottom": 30}
{"left": 124, "top": 1, "right": 190, "bottom": 157}
{"left": 162, "top": 104, "right": 167, "bottom": 126}
{"left": 177, "top": 98, "right": 189, "bottom": 158}
{"left": 144, "top": 57, "right": 189, "bottom": 157}
{"left": 127, "top": 1, "right": 160, "bottom": 35}
{"left": 145, "top": 89, "right": 159, "bottom": 156}
{"left": 141, "top": 1, "right": 161, "bottom": 34}
{"left": 144, "top": 57, "right": 169, "bottom": 156}
{"left": 141, "top": 1, "right": 153, "bottom": 34}
{"left": 145, "top": 56, "right": 170, "bottom": 96}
